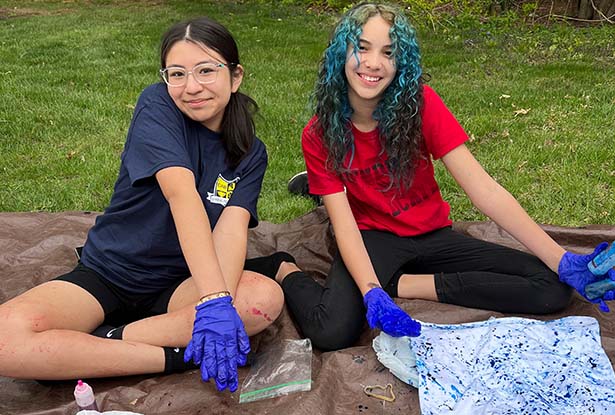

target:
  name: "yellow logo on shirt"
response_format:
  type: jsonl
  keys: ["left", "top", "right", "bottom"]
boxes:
{"left": 207, "top": 174, "right": 239, "bottom": 206}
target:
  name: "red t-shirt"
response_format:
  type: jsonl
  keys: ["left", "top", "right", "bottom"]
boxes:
{"left": 302, "top": 85, "right": 468, "bottom": 237}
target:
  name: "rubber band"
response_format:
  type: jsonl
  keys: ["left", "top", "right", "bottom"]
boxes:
{"left": 363, "top": 383, "right": 395, "bottom": 402}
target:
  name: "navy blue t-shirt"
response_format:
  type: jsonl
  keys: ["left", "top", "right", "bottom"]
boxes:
{"left": 81, "top": 83, "right": 267, "bottom": 294}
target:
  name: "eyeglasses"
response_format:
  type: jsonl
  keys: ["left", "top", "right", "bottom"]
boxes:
{"left": 159, "top": 62, "right": 227, "bottom": 87}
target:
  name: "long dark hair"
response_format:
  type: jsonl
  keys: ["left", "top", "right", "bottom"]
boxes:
{"left": 313, "top": 3, "right": 424, "bottom": 192}
{"left": 160, "top": 17, "right": 258, "bottom": 167}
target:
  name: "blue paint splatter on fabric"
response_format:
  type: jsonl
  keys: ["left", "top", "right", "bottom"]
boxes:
{"left": 373, "top": 316, "right": 615, "bottom": 414}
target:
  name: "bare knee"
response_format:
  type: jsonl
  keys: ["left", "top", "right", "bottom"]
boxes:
{"left": 0, "top": 303, "right": 41, "bottom": 371}
{"left": 235, "top": 272, "right": 284, "bottom": 335}
{"left": 0, "top": 302, "right": 46, "bottom": 337}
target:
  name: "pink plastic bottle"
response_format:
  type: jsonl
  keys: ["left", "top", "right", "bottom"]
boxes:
{"left": 74, "top": 379, "right": 99, "bottom": 411}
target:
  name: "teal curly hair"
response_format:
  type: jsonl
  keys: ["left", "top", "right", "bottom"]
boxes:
{"left": 312, "top": 2, "right": 424, "bottom": 191}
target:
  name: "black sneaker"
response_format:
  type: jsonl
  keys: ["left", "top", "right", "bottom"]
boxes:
{"left": 288, "top": 171, "right": 309, "bottom": 196}
{"left": 287, "top": 171, "right": 322, "bottom": 205}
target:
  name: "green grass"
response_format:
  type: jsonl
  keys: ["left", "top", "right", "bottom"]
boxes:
{"left": 1, "top": 1, "right": 614, "bottom": 226}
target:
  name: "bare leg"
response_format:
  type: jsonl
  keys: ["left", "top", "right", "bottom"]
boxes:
{"left": 0, "top": 281, "right": 165, "bottom": 380}
{"left": 233, "top": 271, "right": 284, "bottom": 334}
{"left": 276, "top": 261, "right": 301, "bottom": 283}
{"left": 277, "top": 262, "right": 438, "bottom": 302}
{"left": 122, "top": 270, "right": 284, "bottom": 346}
{"left": 397, "top": 274, "right": 438, "bottom": 301}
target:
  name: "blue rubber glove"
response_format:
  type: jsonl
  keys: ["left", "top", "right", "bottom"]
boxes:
{"left": 363, "top": 287, "right": 421, "bottom": 337}
{"left": 558, "top": 242, "right": 615, "bottom": 313}
{"left": 184, "top": 296, "right": 250, "bottom": 392}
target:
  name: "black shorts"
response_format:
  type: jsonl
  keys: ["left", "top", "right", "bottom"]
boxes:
{"left": 54, "top": 263, "right": 188, "bottom": 326}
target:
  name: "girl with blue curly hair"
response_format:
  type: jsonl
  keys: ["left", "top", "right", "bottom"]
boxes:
{"left": 276, "top": 2, "right": 614, "bottom": 351}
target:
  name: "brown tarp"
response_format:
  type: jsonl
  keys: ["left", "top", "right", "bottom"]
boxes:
{"left": 1, "top": 208, "right": 614, "bottom": 415}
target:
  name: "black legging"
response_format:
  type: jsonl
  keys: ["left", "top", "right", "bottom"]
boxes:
{"left": 281, "top": 226, "right": 572, "bottom": 351}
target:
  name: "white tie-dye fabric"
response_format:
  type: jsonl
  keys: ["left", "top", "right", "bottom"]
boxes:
{"left": 374, "top": 316, "right": 615, "bottom": 414}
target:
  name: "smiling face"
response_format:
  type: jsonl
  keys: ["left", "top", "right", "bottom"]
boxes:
{"left": 344, "top": 15, "right": 395, "bottom": 113}
{"left": 164, "top": 40, "right": 243, "bottom": 132}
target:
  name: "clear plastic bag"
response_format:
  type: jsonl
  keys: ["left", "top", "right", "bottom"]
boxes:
{"left": 239, "top": 338, "right": 312, "bottom": 403}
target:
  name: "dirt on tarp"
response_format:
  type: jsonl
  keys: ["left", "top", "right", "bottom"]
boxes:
{"left": 1, "top": 207, "right": 614, "bottom": 415}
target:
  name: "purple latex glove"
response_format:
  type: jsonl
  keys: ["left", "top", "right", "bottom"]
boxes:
{"left": 363, "top": 287, "right": 421, "bottom": 337}
{"left": 184, "top": 296, "right": 250, "bottom": 392}
{"left": 558, "top": 242, "right": 615, "bottom": 312}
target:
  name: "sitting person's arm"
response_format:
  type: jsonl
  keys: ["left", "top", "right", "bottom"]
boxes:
{"left": 212, "top": 206, "right": 250, "bottom": 298}
{"left": 156, "top": 166, "right": 227, "bottom": 296}
{"left": 323, "top": 191, "right": 421, "bottom": 337}
{"left": 156, "top": 166, "right": 249, "bottom": 391}
{"left": 442, "top": 143, "right": 615, "bottom": 311}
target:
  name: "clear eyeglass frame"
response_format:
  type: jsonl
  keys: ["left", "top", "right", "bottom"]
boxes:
{"left": 159, "top": 62, "right": 227, "bottom": 87}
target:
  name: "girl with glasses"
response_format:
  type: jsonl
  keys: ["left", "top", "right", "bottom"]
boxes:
{"left": 277, "top": 2, "right": 614, "bottom": 351}
{"left": 0, "top": 16, "right": 287, "bottom": 393}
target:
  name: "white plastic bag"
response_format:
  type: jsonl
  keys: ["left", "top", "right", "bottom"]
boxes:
{"left": 372, "top": 332, "right": 419, "bottom": 388}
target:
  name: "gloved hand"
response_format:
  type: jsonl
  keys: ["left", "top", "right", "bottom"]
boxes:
{"left": 184, "top": 296, "right": 250, "bottom": 392}
{"left": 363, "top": 287, "right": 421, "bottom": 337}
{"left": 558, "top": 242, "right": 615, "bottom": 312}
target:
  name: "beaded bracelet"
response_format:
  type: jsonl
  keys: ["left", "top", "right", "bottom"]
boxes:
{"left": 197, "top": 290, "right": 231, "bottom": 306}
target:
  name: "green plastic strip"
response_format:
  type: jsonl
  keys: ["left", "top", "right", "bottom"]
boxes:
{"left": 239, "top": 379, "right": 311, "bottom": 400}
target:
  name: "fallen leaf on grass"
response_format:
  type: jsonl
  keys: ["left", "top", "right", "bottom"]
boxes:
{"left": 513, "top": 108, "right": 531, "bottom": 117}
